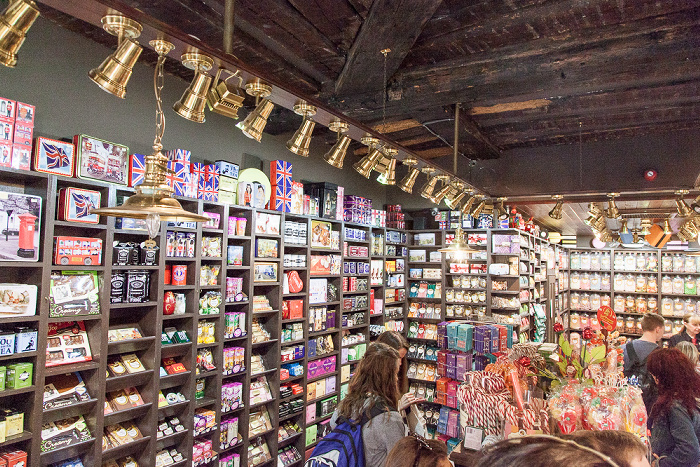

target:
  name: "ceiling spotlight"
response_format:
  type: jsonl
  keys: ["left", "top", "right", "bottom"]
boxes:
{"left": 675, "top": 190, "right": 692, "bottom": 217}
{"left": 548, "top": 195, "right": 564, "bottom": 220}
{"left": 323, "top": 119, "right": 350, "bottom": 169}
{"left": 88, "top": 15, "right": 143, "bottom": 99}
{"left": 678, "top": 220, "right": 699, "bottom": 242}
{"left": 286, "top": 101, "right": 317, "bottom": 156}
{"left": 445, "top": 183, "right": 466, "bottom": 210}
{"left": 376, "top": 147, "right": 398, "bottom": 185}
{"left": 238, "top": 79, "right": 274, "bottom": 142}
{"left": 691, "top": 195, "right": 700, "bottom": 215}
{"left": 632, "top": 230, "right": 640, "bottom": 244}
{"left": 173, "top": 53, "right": 214, "bottom": 123}
{"left": 419, "top": 168, "right": 439, "bottom": 200}
{"left": 397, "top": 158, "right": 419, "bottom": 194}
{"left": 606, "top": 193, "right": 620, "bottom": 219}
{"left": 663, "top": 219, "right": 673, "bottom": 235}
{"left": 90, "top": 39, "right": 208, "bottom": 238}
{"left": 353, "top": 145, "right": 384, "bottom": 179}
{"left": 640, "top": 219, "right": 652, "bottom": 236}
{"left": 471, "top": 196, "right": 486, "bottom": 218}
{"left": 0, "top": 0, "right": 39, "bottom": 68}
{"left": 206, "top": 69, "right": 246, "bottom": 119}
{"left": 587, "top": 203, "right": 603, "bottom": 217}
{"left": 495, "top": 197, "right": 509, "bottom": 220}
{"left": 430, "top": 176, "right": 452, "bottom": 205}
{"left": 460, "top": 194, "right": 477, "bottom": 217}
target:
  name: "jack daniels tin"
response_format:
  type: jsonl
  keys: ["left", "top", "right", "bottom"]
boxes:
{"left": 111, "top": 270, "right": 150, "bottom": 303}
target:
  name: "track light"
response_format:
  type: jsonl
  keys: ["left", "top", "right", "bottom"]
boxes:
{"left": 323, "top": 119, "right": 350, "bottom": 169}
{"left": 691, "top": 195, "right": 700, "bottom": 215}
{"left": 675, "top": 190, "right": 692, "bottom": 217}
{"left": 238, "top": 79, "right": 274, "bottom": 142}
{"left": 397, "top": 158, "right": 419, "bottom": 193}
{"left": 548, "top": 195, "right": 564, "bottom": 220}
{"left": 173, "top": 53, "right": 214, "bottom": 123}
{"left": 606, "top": 193, "right": 620, "bottom": 219}
{"left": 471, "top": 196, "right": 486, "bottom": 218}
{"left": 640, "top": 219, "right": 652, "bottom": 236}
{"left": 678, "top": 219, "right": 699, "bottom": 242}
{"left": 88, "top": 16, "right": 143, "bottom": 99}
{"left": 445, "top": 183, "right": 466, "bottom": 210}
{"left": 207, "top": 69, "right": 246, "bottom": 119}
{"left": 431, "top": 176, "right": 452, "bottom": 205}
{"left": 620, "top": 219, "right": 629, "bottom": 234}
{"left": 419, "top": 168, "right": 438, "bottom": 200}
{"left": 286, "top": 101, "right": 317, "bottom": 156}
{"left": 376, "top": 148, "right": 398, "bottom": 185}
{"left": 0, "top": 0, "right": 39, "bottom": 68}
{"left": 354, "top": 145, "right": 384, "bottom": 179}
{"left": 495, "top": 197, "right": 509, "bottom": 220}
{"left": 460, "top": 194, "right": 476, "bottom": 217}
{"left": 663, "top": 219, "right": 673, "bottom": 235}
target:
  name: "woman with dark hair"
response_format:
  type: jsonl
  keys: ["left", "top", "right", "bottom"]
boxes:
{"left": 376, "top": 331, "right": 409, "bottom": 394}
{"left": 647, "top": 347, "right": 700, "bottom": 466}
{"left": 561, "top": 430, "right": 650, "bottom": 467}
{"left": 330, "top": 342, "right": 408, "bottom": 466}
{"left": 385, "top": 435, "right": 451, "bottom": 467}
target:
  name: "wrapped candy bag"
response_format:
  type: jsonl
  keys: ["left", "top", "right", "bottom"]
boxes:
{"left": 548, "top": 383, "right": 583, "bottom": 434}
{"left": 622, "top": 385, "right": 648, "bottom": 442}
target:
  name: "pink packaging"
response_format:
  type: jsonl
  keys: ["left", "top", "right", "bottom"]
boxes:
{"left": 325, "top": 375, "right": 336, "bottom": 394}
{"left": 306, "top": 403, "right": 316, "bottom": 423}
{"left": 336, "top": 186, "right": 344, "bottom": 221}
{"left": 307, "top": 359, "right": 319, "bottom": 378}
{"left": 12, "top": 123, "right": 32, "bottom": 146}
{"left": 321, "top": 355, "right": 336, "bottom": 375}
{"left": 11, "top": 144, "right": 30, "bottom": 170}
{"left": 228, "top": 217, "right": 237, "bottom": 236}
{"left": 0, "top": 98, "right": 15, "bottom": 123}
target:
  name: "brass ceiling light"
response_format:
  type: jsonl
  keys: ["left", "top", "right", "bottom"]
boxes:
{"left": 397, "top": 157, "right": 419, "bottom": 193}
{"left": 354, "top": 135, "right": 383, "bottom": 178}
{"left": 323, "top": 118, "right": 350, "bottom": 169}
{"left": 606, "top": 193, "right": 620, "bottom": 219}
{"left": 445, "top": 182, "right": 466, "bottom": 210}
{"left": 677, "top": 219, "right": 699, "bottom": 242}
{"left": 640, "top": 219, "right": 652, "bottom": 236}
{"left": 431, "top": 175, "right": 452, "bottom": 205}
{"left": 0, "top": 0, "right": 39, "bottom": 68}
{"left": 286, "top": 100, "right": 317, "bottom": 156}
{"left": 90, "top": 39, "right": 208, "bottom": 238}
{"left": 460, "top": 194, "right": 477, "bottom": 217}
{"left": 438, "top": 225, "right": 479, "bottom": 258}
{"left": 206, "top": 68, "right": 246, "bottom": 119}
{"left": 495, "top": 197, "right": 509, "bottom": 220}
{"left": 173, "top": 52, "right": 214, "bottom": 123}
{"left": 471, "top": 196, "right": 487, "bottom": 218}
{"left": 548, "top": 195, "right": 564, "bottom": 220}
{"left": 691, "top": 195, "right": 700, "bottom": 215}
{"left": 237, "top": 79, "right": 274, "bottom": 142}
{"left": 663, "top": 219, "right": 673, "bottom": 235}
{"left": 675, "top": 190, "right": 693, "bottom": 217}
{"left": 88, "top": 15, "right": 143, "bottom": 99}
{"left": 376, "top": 147, "right": 398, "bottom": 185}
{"left": 619, "top": 219, "right": 629, "bottom": 234}
{"left": 419, "top": 168, "right": 439, "bottom": 200}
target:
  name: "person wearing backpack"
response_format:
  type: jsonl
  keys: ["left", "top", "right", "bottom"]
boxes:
{"left": 307, "top": 343, "right": 407, "bottom": 467}
{"left": 647, "top": 348, "right": 700, "bottom": 467}
{"left": 623, "top": 313, "right": 665, "bottom": 413}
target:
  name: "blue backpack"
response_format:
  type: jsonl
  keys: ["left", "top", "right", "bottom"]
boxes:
{"left": 304, "top": 402, "right": 388, "bottom": 467}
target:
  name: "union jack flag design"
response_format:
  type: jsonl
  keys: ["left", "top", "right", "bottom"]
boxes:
{"left": 165, "top": 160, "right": 178, "bottom": 190}
{"left": 129, "top": 153, "right": 146, "bottom": 187}
{"left": 71, "top": 192, "right": 94, "bottom": 218}
{"left": 269, "top": 160, "right": 292, "bottom": 212}
{"left": 195, "top": 164, "right": 219, "bottom": 201}
{"left": 44, "top": 142, "right": 71, "bottom": 169}
{"left": 168, "top": 160, "right": 190, "bottom": 197}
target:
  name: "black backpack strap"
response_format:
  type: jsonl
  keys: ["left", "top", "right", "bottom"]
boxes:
{"left": 626, "top": 341, "right": 640, "bottom": 365}
{"left": 360, "top": 398, "right": 392, "bottom": 426}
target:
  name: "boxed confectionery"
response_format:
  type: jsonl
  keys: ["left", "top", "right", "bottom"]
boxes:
{"left": 0, "top": 284, "right": 37, "bottom": 316}
{"left": 33, "top": 137, "right": 74, "bottom": 176}
{"left": 53, "top": 236, "right": 103, "bottom": 266}
{"left": 73, "top": 134, "right": 129, "bottom": 185}
{"left": 304, "top": 182, "right": 338, "bottom": 219}
{"left": 49, "top": 271, "right": 100, "bottom": 317}
{"left": 270, "top": 160, "right": 292, "bottom": 212}
{"left": 41, "top": 415, "right": 92, "bottom": 453}
{"left": 46, "top": 321, "right": 92, "bottom": 367}
{"left": 43, "top": 372, "right": 91, "bottom": 410}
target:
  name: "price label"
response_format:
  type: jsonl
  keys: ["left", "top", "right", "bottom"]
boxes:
{"left": 463, "top": 426, "right": 484, "bottom": 450}
{"left": 597, "top": 306, "right": 617, "bottom": 331}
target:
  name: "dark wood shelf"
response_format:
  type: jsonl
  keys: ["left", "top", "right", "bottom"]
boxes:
{"left": 103, "top": 402, "right": 152, "bottom": 425}
{"left": 102, "top": 436, "right": 152, "bottom": 461}
{"left": 105, "top": 369, "right": 154, "bottom": 392}
{"left": 40, "top": 437, "right": 96, "bottom": 466}
{"left": 45, "top": 361, "right": 100, "bottom": 377}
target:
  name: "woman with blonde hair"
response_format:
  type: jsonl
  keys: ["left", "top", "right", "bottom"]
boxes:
{"left": 329, "top": 342, "right": 408, "bottom": 466}
{"left": 669, "top": 314, "right": 700, "bottom": 352}
{"left": 676, "top": 341, "right": 699, "bottom": 367}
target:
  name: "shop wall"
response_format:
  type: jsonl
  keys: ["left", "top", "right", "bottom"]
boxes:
{"left": 0, "top": 17, "right": 397, "bottom": 206}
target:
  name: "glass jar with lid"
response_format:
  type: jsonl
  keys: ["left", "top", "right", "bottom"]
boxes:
{"left": 686, "top": 256, "right": 697, "bottom": 274}
{"left": 571, "top": 292, "right": 580, "bottom": 310}
{"left": 636, "top": 297, "right": 647, "bottom": 314}
{"left": 601, "top": 252, "right": 611, "bottom": 270}
{"left": 673, "top": 276, "right": 685, "bottom": 294}
{"left": 614, "top": 253, "right": 625, "bottom": 271}
{"left": 614, "top": 274, "right": 625, "bottom": 292}
{"left": 647, "top": 276, "right": 658, "bottom": 294}
{"left": 685, "top": 299, "right": 696, "bottom": 315}
{"left": 661, "top": 275, "right": 673, "bottom": 294}
{"left": 591, "top": 273, "right": 602, "bottom": 291}
{"left": 673, "top": 255, "right": 685, "bottom": 273}
{"left": 581, "top": 273, "right": 591, "bottom": 290}
{"left": 625, "top": 295, "right": 636, "bottom": 313}
{"left": 590, "top": 252, "right": 601, "bottom": 271}
{"left": 625, "top": 274, "right": 636, "bottom": 293}
{"left": 673, "top": 297, "right": 686, "bottom": 317}
{"left": 571, "top": 272, "right": 581, "bottom": 290}
{"left": 685, "top": 276, "right": 697, "bottom": 295}
{"left": 590, "top": 294, "right": 601, "bottom": 311}
{"left": 580, "top": 293, "right": 591, "bottom": 310}
{"left": 647, "top": 254, "right": 658, "bottom": 272}
{"left": 635, "top": 275, "right": 647, "bottom": 293}
{"left": 614, "top": 296, "right": 626, "bottom": 313}
{"left": 661, "top": 297, "right": 674, "bottom": 316}
{"left": 571, "top": 251, "right": 581, "bottom": 270}
{"left": 601, "top": 274, "right": 611, "bottom": 291}
{"left": 602, "top": 295, "right": 611, "bottom": 308}
{"left": 647, "top": 297, "right": 657, "bottom": 313}
{"left": 625, "top": 253, "right": 636, "bottom": 271}
{"left": 581, "top": 252, "right": 591, "bottom": 270}
{"left": 636, "top": 253, "right": 646, "bottom": 271}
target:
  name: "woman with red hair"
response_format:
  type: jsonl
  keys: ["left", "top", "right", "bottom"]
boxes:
{"left": 647, "top": 347, "right": 700, "bottom": 466}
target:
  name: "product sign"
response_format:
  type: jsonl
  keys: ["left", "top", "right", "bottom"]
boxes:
{"left": 597, "top": 306, "right": 616, "bottom": 331}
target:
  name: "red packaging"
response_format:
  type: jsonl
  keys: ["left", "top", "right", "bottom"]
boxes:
{"left": 288, "top": 299, "right": 304, "bottom": 319}
{"left": 164, "top": 265, "right": 171, "bottom": 284}
{"left": 15, "top": 102, "right": 34, "bottom": 126}
{"left": 53, "top": 236, "right": 103, "bottom": 266}
{"left": 2, "top": 450, "right": 26, "bottom": 467}
{"left": 11, "top": 144, "right": 30, "bottom": 170}
{"left": 0, "top": 122, "right": 12, "bottom": 143}
{"left": 0, "top": 98, "right": 15, "bottom": 123}
{"left": 287, "top": 270, "right": 303, "bottom": 293}
{"left": 12, "top": 123, "right": 32, "bottom": 147}
{"left": 0, "top": 143, "right": 11, "bottom": 167}
{"left": 171, "top": 265, "right": 187, "bottom": 285}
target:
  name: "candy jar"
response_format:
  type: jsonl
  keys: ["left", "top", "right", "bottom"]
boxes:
{"left": 674, "top": 320, "right": 684, "bottom": 334}
{"left": 625, "top": 274, "right": 635, "bottom": 293}
{"left": 647, "top": 297, "right": 657, "bottom": 313}
{"left": 673, "top": 254, "right": 685, "bottom": 273}
{"left": 673, "top": 297, "right": 686, "bottom": 317}
{"left": 591, "top": 273, "right": 601, "bottom": 291}
{"left": 664, "top": 319, "right": 673, "bottom": 335}
{"left": 647, "top": 276, "right": 658, "bottom": 294}
{"left": 590, "top": 294, "right": 601, "bottom": 311}
{"left": 625, "top": 295, "right": 636, "bottom": 313}
{"left": 570, "top": 313, "right": 581, "bottom": 330}
{"left": 614, "top": 296, "right": 626, "bottom": 313}
{"left": 661, "top": 275, "right": 673, "bottom": 294}
{"left": 591, "top": 252, "right": 601, "bottom": 271}
{"left": 581, "top": 293, "right": 591, "bottom": 310}
{"left": 571, "top": 292, "right": 580, "bottom": 310}
{"left": 571, "top": 272, "right": 581, "bottom": 290}
{"left": 636, "top": 297, "right": 647, "bottom": 314}
{"left": 661, "top": 253, "right": 672, "bottom": 272}
{"left": 625, "top": 317, "right": 636, "bottom": 334}
{"left": 571, "top": 251, "right": 581, "bottom": 270}
{"left": 685, "top": 299, "right": 696, "bottom": 315}
{"left": 636, "top": 253, "right": 646, "bottom": 271}
{"left": 661, "top": 297, "right": 674, "bottom": 316}
{"left": 614, "top": 253, "right": 624, "bottom": 271}
{"left": 647, "top": 253, "right": 658, "bottom": 272}
{"left": 673, "top": 276, "right": 685, "bottom": 294}
{"left": 581, "top": 273, "right": 591, "bottom": 290}
{"left": 635, "top": 318, "right": 643, "bottom": 335}
{"left": 601, "top": 252, "right": 611, "bottom": 270}
{"left": 581, "top": 251, "right": 591, "bottom": 270}
{"left": 590, "top": 316, "right": 600, "bottom": 330}
{"left": 686, "top": 256, "right": 697, "bottom": 274}
{"left": 601, "top": 274, "right": 611, "bottom": 291}
{"left": 685, "top": 276, "right": 697, "bottom": 295}
{"left": 696, "top": 255, "right": 700, "bottom": 273}
{"left": 602, "top": 295, "right": 611, "bottom": 308}
{"left": 625, "top": 253, "right": 636, "bottom": 271}
{"left": 614, "top": 274, "right": 625, "bottom": 292}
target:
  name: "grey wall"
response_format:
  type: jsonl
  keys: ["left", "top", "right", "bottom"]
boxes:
{"left": 0, "top": 17, "right": 413, "bottom": 208}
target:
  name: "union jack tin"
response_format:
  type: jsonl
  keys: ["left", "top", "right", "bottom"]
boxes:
{"left": 33, "top": 136, "right": 75, "bottom": 177}
{"left": 73, "top": 134, "right": 129, "bottom": 185}
{"left": 57, "top": 187, "right": 101, "bottom": 224}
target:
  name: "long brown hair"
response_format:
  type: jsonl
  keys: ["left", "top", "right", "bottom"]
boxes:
{"left": 337, "top": 342, "right": 400, "bottom": 421}
{"left": 385, "top": 435, "right": 449, "bottom": 467}
{"left": 647, "top": 347, "right": 700, "bottom": 422}
{"left": 376, "top": 331, "right": 409, "bottom": 394}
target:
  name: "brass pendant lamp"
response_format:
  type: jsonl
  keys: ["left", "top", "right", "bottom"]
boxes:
{"left": 238, "top": 79, "right": 274, "bottom": 142}
{"left": 88, "top": 15, "right": 143, "bottom": 99}
{"left": 675, "top": 190, "right": 693, "bottom": 217}
{"left": 173, "top": 53, "right": 214, "bottom": 123}
{"left": 323, "top": 119, "right": 350, "bottom": 168}
{"left": 397, "top": 158, "right": 419, "bottom": 193}
{"left": 445, "top": 182, "right": 466, "bottom": 210}
{"left": 0, "top": 0, "right": 39, "bottom": 68}
{"left": 90, "top": 40, "right": 208, "bottom": 238}
{"left": 460, "top": 194, "right": 476, "bottom": 216}
{"left": 376, "top": 147, "right": 398, "bottom": 185}
{"left": 431, "top": 175, "right": 452, "bottom": 205}
{"left": 606, "top": 193, "right": 620, "bottom": 219}
{"left": 471, "top": 196, "right": 487, "bottom": 218}
{"left": 286, "top": 101, "right": 317, "bottom": 157}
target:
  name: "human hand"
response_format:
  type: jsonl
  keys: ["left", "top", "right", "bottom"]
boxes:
{"left": 399, "top": 393, "right": 426, "bottom": 412}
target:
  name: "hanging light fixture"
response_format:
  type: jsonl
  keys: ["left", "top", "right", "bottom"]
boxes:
{"left": 677, "top": 219, "right": 699, "bottom": 242}
{"left": 397, "top": 158, "right": 419, "bottom": 193}
{"left": 494, "top": 197, "right": 509, "bottom": 221}
{"left": 354, "top": 135, "right": 384, "bottom": 179}
{"left": 471, "top": 196, "right": 486, "bottom": 218}
{"left": 548, "top": 195, "right": 564, "bottom": 220}
{"left": 438, "top": 226, "right": 479, "bottom": 259}
{"left": 376, "top": 147, "right": 398, "bottom": 185}
{"left": 0, "top": 0, "right": 39, "bottom": 68}
{"left": 420, "top": 168, "right": 439, "bottom": 200}
{"left": 690, "top": 195, "right": 700, "bottom": 215}
{"left": 620, "top": 219, "right": 629, "bottom": 234}
{"left": 640, "top": 219, "right": 652, "bottom": 236}
{"left": 323, "top": 118, "right": 350, "bottom": 169}
{"left": 445, "top": 182, "right": 466, "bottom": 210}
{"left": 173, "top": 52, "right": 214, "bottom": 123}
{"left": 286, "top": 100, "right": 317, "bottom": 156}
{"left": 90, "top": 40, "right": 208, "bottom": 238}
{"left": 237, "top": 79, "right": 274, "bottom": 142}
{"left": 606, "top": 193, "right": 620, "bottom": 219}
{"left": 675, "top": 190, "right": 693, "bottom": 217}
{"left": 88, "top": 15, "right": 143, "bottom": 99}
{"left": 460, "top": 194, "right": 477, "bottom": 216}
{"left": 206, "top": 68, "right": 246, "bottom": 119}
{"left": 431, "top": 176, "right": 452, "bottom": 205}
{"left": 663, "top": 219, "right": 673, "bottom": 235}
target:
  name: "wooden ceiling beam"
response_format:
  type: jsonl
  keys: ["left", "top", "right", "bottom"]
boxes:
{"left": 333, "top": 0, "right": 443, "bottom": 95}
{"left": 456, "top": 106, "right": 501, "bottom": 159}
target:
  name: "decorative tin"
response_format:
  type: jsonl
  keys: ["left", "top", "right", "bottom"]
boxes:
{"left": 128, "top": 153, "right": 145, "bottom": 187}
{"left": 73, "top": 134, "right": 129, "bottom": 185}
{"left": 57, "top": 187, "right": 101, "bottom": 224}
{"left": 33, "top": 136, "right": 75, "bottom": 177}
{"left": 215, "top": 160, "right": 239, "bottom": 179}
{"left": 0, "top": 190, "right": 41, "bottom": 261}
